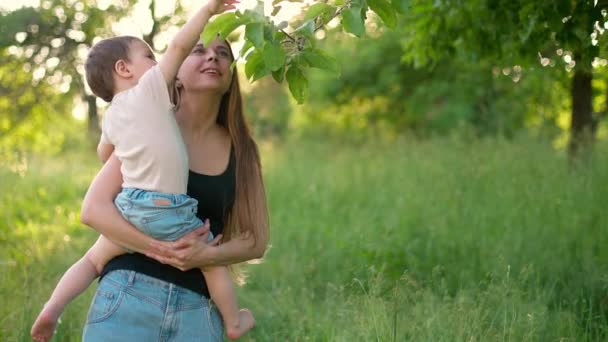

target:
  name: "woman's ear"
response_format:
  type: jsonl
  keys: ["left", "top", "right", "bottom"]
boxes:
{"left": 175, "top": 78, "right": 183, "bottom": 89}
{"left": 114, "top": 59, "right": 131, "bottom": 78}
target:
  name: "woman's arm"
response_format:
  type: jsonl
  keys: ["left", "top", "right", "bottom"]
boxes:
{"left": 147, "top": 228, "right": 268, "bottom": 270}
{"left": 80, "top": 154, "right": 210, "bottom": 254}
{"left": 208, "top": 233, "right": 268, "bottom": 265}
{"left": 80, "top": 154, "right": 155, "bottom": 253}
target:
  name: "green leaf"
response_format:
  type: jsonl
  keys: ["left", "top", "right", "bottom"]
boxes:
{"left": 519, "top": 15, "right": 536, "bottom": 43}
{"left": 341, "top": 6, "right": 365, "bottom": 37}
{"left": 272, "top": 65, "right": 285, "bottom": 83}
{"left": 262, "top": 42, "right": 286, "bottom": 72}
{"left": 361, "top": 3, "right": 369, "bottom": 22}
{"left": 273, "top": 29, "right": 287, "bottom": 41}
{"left": 253, "top": 0, "right": 265, "bottom": 15}
{"left": 295, "top": 20, "right": 315, "bottom": 39}
{"left": 245, "top": 49, "right": 267, "bottom": 81}
{"left": 277, "top": 21, "right": 289, "bottom": 30}
{"left": 201, "top": 12, "right": 241, "bottom": 46}
{"left": 239, "top": 7, "right": 266, "bottom": 24}
{"left": 319, "top": 7, "right": 338, "bottom": 26}
{"left": 239, "top": 40, "right": 254, "bottom": 59}
{"left": 271, "top": 5, "right": 282, "bottom": 17}
{"left": 368, "top": 0, "right": 397, "bottom": 28}
{"left": 245, "top": 23, "right": 264, "bottom": 48}
{"left": 391, "top": 0, "right": 409, "bottom": 13}
{"left": 286, "top": 65, "right": 308, "bottom": 104}
{"left": 263, "top": 24, "right": 276, "bottom": 41}
{"left": 301, "top": 49, "right": 340, "bottom": 75}
{"left": 303, "top": 3, "right": 335, "bottom": 22}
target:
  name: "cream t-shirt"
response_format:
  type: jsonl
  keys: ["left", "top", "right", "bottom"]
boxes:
{"left": 100, "top": 65, "right": 188, "bottom": 194}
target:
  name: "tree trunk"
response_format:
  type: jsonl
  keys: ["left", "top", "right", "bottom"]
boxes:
{"left": 568, "top": 68, "right": 593, "bottom": 158}
{"left": 86, "top": 94, "right": 100, "bottom": 141}
{"left": 592, "top": 81, "right": 608, "bottom": 136}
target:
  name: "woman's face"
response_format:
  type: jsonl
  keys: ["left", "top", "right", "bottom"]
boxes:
{"left": 177, "top": 38, "right": 233, "bottom": 95}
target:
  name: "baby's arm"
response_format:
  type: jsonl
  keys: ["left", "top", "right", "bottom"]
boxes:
{"left": 97, "top": 142, "right": 114, "bottom": 163}
{"left": 158, "top": 0, "right": 237, "bottom": 85}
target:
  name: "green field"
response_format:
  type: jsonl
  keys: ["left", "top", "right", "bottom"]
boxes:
{"left": 1, "top": 137, "right": 607, "bottom": 341}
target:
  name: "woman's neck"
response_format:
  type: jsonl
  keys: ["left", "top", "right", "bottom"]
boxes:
{"left": 176, "top": 90, "right": 223, "bottom": 143}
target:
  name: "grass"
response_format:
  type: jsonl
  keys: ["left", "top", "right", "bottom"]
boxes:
{"left": 1, "top": 136, "right": 607, "bottom": 341}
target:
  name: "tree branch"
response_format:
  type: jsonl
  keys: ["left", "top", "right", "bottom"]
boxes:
{"left": 314, "top": 6, "right": 346, "bottom": 33}
{"left": 280, "top": 29, "right": 297, "bottom": 43}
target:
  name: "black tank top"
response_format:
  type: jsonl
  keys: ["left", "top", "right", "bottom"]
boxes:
{"left": 99, "top": 148, "right": 236, "bottom": 297}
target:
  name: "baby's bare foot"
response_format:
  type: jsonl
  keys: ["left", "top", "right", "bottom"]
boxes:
{"left": 225, "top": 309, "right": 255, "bottom": 340}
{"left": 31, "top": 304, "right": 61, "bottom": 342}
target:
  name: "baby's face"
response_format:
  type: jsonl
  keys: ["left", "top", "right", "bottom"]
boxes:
{"left": 127, "top": 40, "right": 157, "bottom": 81}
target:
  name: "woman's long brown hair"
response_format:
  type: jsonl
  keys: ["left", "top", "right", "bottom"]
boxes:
{"left": 217, "top": 63, "right": 269, "bottom": 248}
{"left": 214, "top": 42, "right": 269, "bottom": 257}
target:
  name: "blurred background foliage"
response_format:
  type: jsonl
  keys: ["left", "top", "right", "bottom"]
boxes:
{"left": 0, "top": 0, "right": 607, "bottom": 157}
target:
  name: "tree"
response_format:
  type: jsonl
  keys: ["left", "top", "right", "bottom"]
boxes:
{"left": 142, "top": 0, "right": 187, "bottom": 51}
{"left": 0, "top": 0, "right": 137, "bottom": 140}
{"left": 0, "top": 50, "right": 75, "bottom": 160}
{"left": 395, "top": 0, "right": 608, "bottom": 156}
{"left": 0, "top": 0, "right": 407, "bottom": 150}
{"left": 200, "top": 0, "right": 407, "bottom": 104}
{"left": 295, "top": 29, "right": 569, "bottom": 138}
{"left": 0, "top": 0, "right": 194, "bottom": 143}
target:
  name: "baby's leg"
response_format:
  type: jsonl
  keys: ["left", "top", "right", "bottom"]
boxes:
{"left": 31, "top": 236, "right": 125, "bottom": 342}
{"left": 203, "top": 266, "right": 255, "bottom": 340}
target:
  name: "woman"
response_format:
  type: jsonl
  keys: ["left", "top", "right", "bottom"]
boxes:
{"left": 79, "top": 37, "right": 269, "bottom": 341}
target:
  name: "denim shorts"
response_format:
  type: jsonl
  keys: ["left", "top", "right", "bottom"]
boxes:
{"left": 83, "top": 270, "right": 223, "bottom": 341}
{"left": 115, "top": 188, "right": 207, "bottom": 241}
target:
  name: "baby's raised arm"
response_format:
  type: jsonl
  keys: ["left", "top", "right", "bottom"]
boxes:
{"left": 159, "top": 0, "right": 238, "bottom": 85}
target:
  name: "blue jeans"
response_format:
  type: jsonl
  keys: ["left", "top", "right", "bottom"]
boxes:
{"left": 115, "top": 188, "right": 206, "bottom": 241}
{"left": 83, "top": 270, "right": 224, "bottom": 341}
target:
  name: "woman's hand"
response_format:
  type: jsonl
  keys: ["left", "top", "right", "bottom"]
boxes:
{"left": 145, "top": 219, "right": 223, "bottom": 271}
{"left": 205, "top": 0, "right": 239, "bottom": 16}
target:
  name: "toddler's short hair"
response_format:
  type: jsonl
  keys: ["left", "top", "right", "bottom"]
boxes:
{"left": 85, "top": 36, "right": 142, "bottom": 102}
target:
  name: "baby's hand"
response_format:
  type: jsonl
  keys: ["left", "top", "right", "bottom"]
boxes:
{"left": 205, "top": 0, "right": 239, "bottom": 16}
